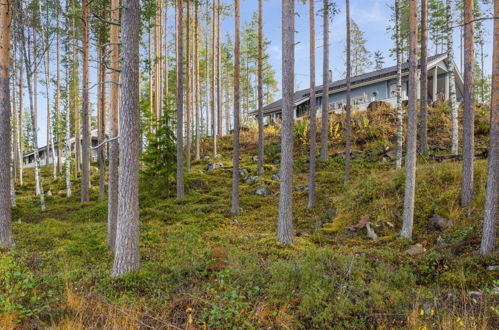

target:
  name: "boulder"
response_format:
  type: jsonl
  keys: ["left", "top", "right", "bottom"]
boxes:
{"left": 239, "top": 168, "right": 250, "bottom": 177}
{"left": 405, "top": 243, "right": 426, "bottom": 256}
{"left": 207, "top": 162, "right": 223, "bottom": 172}
{"left": 271, "top": 171, "right": 281, "bottom": 181}
{"left": 366, "top": 223, "right": 378, "bottom": 240}
{"left": 203, "top": 156, "right": 210, "bottom": 161}
{"left": 243, "top": 176, "right": 259, "bottom": 184}
{"left": 429, "top": 213, "right": 453, "bottom": 231}
{"left": 255, "top": 187, "right": 271, "bottom": 196}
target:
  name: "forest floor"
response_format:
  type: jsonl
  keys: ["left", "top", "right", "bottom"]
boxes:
{"left": 2, "top": 105, "right": 499, "bottom": 329}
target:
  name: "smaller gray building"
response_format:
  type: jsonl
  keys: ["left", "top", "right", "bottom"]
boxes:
{"left": 251, "top": 53, "right": 464, "bottom": 123}
{"left": 23, "top": 129, "right": 100, "bottom": 168}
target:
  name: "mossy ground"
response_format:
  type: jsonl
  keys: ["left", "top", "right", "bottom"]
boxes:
{"left": 1, "top": 105, "right": 498, "bottom": 329}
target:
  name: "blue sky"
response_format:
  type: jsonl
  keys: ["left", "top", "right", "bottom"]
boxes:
{"left": 30, "top": 0, "right": 494, "bottom": 147}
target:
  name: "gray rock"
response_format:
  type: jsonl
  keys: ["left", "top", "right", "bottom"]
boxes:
{"left": 243, "top": 176, "right": 259, "bottom": 184}
{"left": 252, "top": 156, "right": 259, "bottom": 162}
{"left": 255, "top": 187, "right": 271, "bottom": 196}
{"left": 405, "top": 243, "right": 426, "bottom": 256}
{"left": 487, "top": 265, "right": 499, "bottom": 271}
{"left": 271, "top": 171, "right": 281, "bottom": 181}
{"left": 366, "top": 224, "right": 378, "bottom": 240}
{"left": 386, "top": 151, "right": 397, "bottom": 159}
{"left": 468, "top": 291, "right": 482, "bottom": 297}
{"left": 207, "top": 162, "right": 223, "bottom": 172}
{"left": 272, "top": 158, "right": 281, "bottom": 164}
{"left": 47, "top": 190, "right": 53, "bottom": 197}
{"left": 215, "top": 154, "right": 223, "bottom": 158}
{"left": 239, "top": 168, "right": 250, "bottom": 177}
{"left": 429, "top": 213, "right": 453, "bottom": 231}
{"left": 203, "top": 156, "right": 210, "bottom": 161}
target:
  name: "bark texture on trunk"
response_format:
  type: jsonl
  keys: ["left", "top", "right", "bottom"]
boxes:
{"left": 186, "top": 0, "right": 191, "bottom": 171}
{"left": 108, "top": 0, "right": 120, "bottom": 251}
{"left": 81, "top": 0, "right": 90, "bottom": 203}
{"left": 56, "top": 7, "right": 62, "bottom": 174}
{"left": 0, "top": 0, "right": 14, "bottom": 248}
{"left": 216, "top": 0, "right": 222, "bottom": 138}
{"left": 461, "top": 0, "right": 474, "bottom": 207}
{"left": 319, "top": 0, "right": 329, "bottom": 161}
{"left": 195, "top": 1, "right": 200, "bottom": 161}
{"left": 307, "top": 0, "right": 316, "bottom": 209}
{"left": 257, "top": 0, "right": 264, "bottom": 176}
{"left": 98, "top": 40, "right": 106, "bottom": 202}
{"left": 176, "top": 0, "right": 185, "bottom": 199}
{"left": 395, "top": 0, "right": 403, "bottom": 170}
{"left": 231, "top": 0, "right": 241, "bottom": 215}
{"left": 211, "top": 0, "right": 217, "bottom": 158}
{"left": 418, "top": 0, "right": 428, "bottom": 155}
{"left": 112, "top": 0, "right": 141, "bottom": 277}
{"left": 401, "top": 0, "right": 419, "bottom": 240}
{"left": 446, "top": 0, "right": 458, "bottom": 156}
{"left": 480, "top": 1, "right": 498, "bottom": 255}
{"left": 278, "top": 0, "right": 295, "bottom": 245}
{"left": 345, "top": 0, "right": 352, "bottom": 184}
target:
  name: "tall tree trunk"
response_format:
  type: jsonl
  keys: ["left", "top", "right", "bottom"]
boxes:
{"left": 148, "top": 28, "right": 153, "bottom": 132}
{"left": 111, "top": 0, "right": 141, "bottom": 277}
{"left": 401, "top": 0, "right": 418, "bottom": 240}
{"left": 163, "top": 2, "right": 169, "bottom": 118}
{"left": 216, "top": 0, "right": 222, "bottom": 137}
{"left": 56, "top": 5, "right": 62, "bottom": 174}
{"left": 211, "top": 0, "right": 217, "bottom": 157}
{"left": 395, "top": 0, "right": 403, "bottom": 170}
{"left": 155, "top": 0, "right": 161, "bottom": 121}
{"left": 319, "top": 0, "right": 329, "bottom": 161}
{"left": 186, "top": 0, "right": 191, "bottom": 171}
{"left": 22, "top": 27, "right": 46, "bottom": 212}
{"left": 195, "top": 1, "right": 200, "bottom": 161}
{"left": 307, "top": 0, "right": 316, "bottom": 209}
{"left": 418, "top": 0, "right": 428, "bottom": 155}
{"left": 447, "top": 0, "right": 458, "bottom": 155}
{"left": 480, "top": 0, "right": 498, "bottom": 255}
{"left": 278, "top": 0, "right": 295, "bottom": 245}
{"left": 0, "top": 0, "right": 14, "bottom": 248}
{"left": 108, "top": 0, "right": 120, "bottom": 251}
{"left": 461, "top": 0, "right": 474, "bottom": 207}
{"left": 345, "top": 0, "right": 352, "bottom": 184}
{"left": 232, "top": 0, "right": 241, "bottom": 215}
{"left": 17, "top": 49, "right": 23, "bottom": 187}
{"left": 34, "top": 32, "right": 40, "bottom": 196}
{"left": 257, "top": 0, "right": 264, "bottom": 176}
{"left": 44, "top": 32, "right": 51, "bottom": 169}
{"left": 81, "top": 0, "right": 90, "bottom": 203}
{"left": 98, "top": 31, "right": 107, "bottom": 202}
{"left": 72, "top": 0, "right": 80, "bottom": 178}
{"left": 176, "top": 0, "right": 185, "bottom": 198}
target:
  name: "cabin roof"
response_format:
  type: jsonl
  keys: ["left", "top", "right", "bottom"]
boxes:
{"left": 254, "top": 53, "right": 453, "bottom": 115}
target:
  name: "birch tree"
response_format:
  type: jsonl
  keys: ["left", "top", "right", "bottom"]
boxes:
{"left": 400, "top": 0, "right": 418, "bottom": 240}
{"left": 418, "top": 0, "right": 428, "bottom": 155}
{"left": 81, "top": 0, "right": 90, "bottom": 203}
{"left": 395, "top": 0, "right": 403, "bottom": 170}
{"left": 344, "top": 0, "right": 352, "bottom": 184}
{"left": 480, "top": 0, "right": 498, "bottom": 255}
{"left": 319, "top": 0, "right": 330, "bottom": 161}
{"left": 461, "top": 0, "right": 474, "bottom": 207}
{"left": 278, "top": 0, "right": 295, "bottom": 245}
{"left": 307, "top": 0, "right": 317, "bottom": 209}
{"left": 447, "top": 0, "right": 458, "bottom": 155}
{"left": 231, "top": 0, "right": 241, "bottom": 215}
{"left": 0, "top": 0, "right": 14, "bottom": 248}
{"left": 112, "top": 0, "right": 141, "bottom": 277}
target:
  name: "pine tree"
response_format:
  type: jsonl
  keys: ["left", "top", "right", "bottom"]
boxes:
{"left": 307, "top": 0, "right": 317, "bottom": 209}
{"left": 480, "top": 0, "right": 498, "bottom": 255}
{"left": 231, "top": 0, "right": 241, "bottom": 215}
{"left": 374, "top": 50, "right": 385, "bottom": 70}
{"left": 278, "top": 0, "right": 295, "bottom": 245}
{"left": 347, "top": 20, "right": 372, "bottom": 76}
{"left": 401, "top": 0, "right": 419, "bottom": 240}
{"left": 112, "top": 0, "right": 141, "bottom": 277}
{"left": 0, "top": 0, "right": 14, "bottom": 248}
